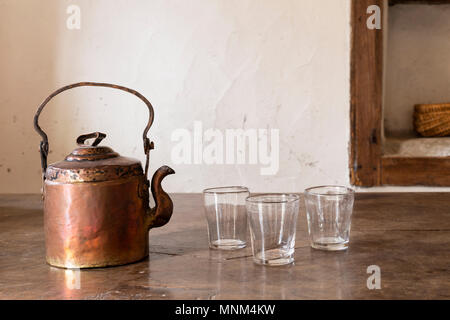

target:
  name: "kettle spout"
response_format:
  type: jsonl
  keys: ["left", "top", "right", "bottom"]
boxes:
{"left": 146, "top": 165, "right": 175, "bottom": 229}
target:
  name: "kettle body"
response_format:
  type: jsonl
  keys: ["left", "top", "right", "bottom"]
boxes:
{"left": 34, "top": 83, "right": 175, "bottom": 268}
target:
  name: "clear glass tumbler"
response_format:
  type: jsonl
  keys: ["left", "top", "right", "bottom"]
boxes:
{"left": 304, "top": 186, "right": 355, "bottom": 251}
{"left": 203, "top": 186, "right": 249, "bottom": 250}
{"left": 246, "top": 194, "right": 300, "bottom": 266}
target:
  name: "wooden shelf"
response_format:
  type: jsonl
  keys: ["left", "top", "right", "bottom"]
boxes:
{"left": 381, "top": 156, "right": 450, "bottom": 186}
{"left": 350, "top": 0, "right": 450, "bottom": 186}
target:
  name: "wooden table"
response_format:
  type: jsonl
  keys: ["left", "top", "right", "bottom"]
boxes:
{"left": 0, "top": 193, "right": 449, "bottom": 299}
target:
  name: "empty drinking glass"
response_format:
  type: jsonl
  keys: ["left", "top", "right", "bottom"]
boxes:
{"left": 203, "top": 186, "right": 249, "bottom": 250}
{"left": 304, "top": 186, "right": 354, "bottom": 251}
{"left": 246, "top": 194, "right": 300, "bottom": 266}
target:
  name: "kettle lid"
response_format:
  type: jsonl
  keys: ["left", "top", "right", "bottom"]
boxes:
{"left": 45, "top": 132, "right": 143, "bottom": 183}
{"left": 67, "top": 132, "right": 119, "bottom": 161}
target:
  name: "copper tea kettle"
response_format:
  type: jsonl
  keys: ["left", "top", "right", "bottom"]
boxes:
{"left": 34, "top": 82, "right": 175, "bottom": 268}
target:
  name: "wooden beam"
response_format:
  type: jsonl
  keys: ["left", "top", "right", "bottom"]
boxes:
{"left": 350, "top": 0, "right": 384, "bottom": 186}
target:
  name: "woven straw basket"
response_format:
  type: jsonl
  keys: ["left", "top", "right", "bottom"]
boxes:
{"left": 413, "top": 103, "right": 450, "bottom": 137}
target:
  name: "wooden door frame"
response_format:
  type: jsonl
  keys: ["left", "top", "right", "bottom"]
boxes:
{"left": 350, "top": 0, "right": 450, "bottom": 186}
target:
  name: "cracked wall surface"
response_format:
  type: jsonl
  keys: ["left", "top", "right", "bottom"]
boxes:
{"left": 0, "top": 0, "right": 351, "bottom": 193}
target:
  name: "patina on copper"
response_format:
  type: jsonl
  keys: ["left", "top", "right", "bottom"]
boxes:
{"left": 33, "top": 82, "right": 175, "bottom": 269}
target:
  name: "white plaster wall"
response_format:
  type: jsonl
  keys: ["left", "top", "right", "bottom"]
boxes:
{"left": 0, "top": 0, "right": 353, "bottom": 193}
{"left": 385, "top": 4, "right": 450, "bottom": 135}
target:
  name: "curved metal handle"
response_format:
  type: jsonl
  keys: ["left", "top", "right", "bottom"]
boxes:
{"left": 33, "top": 82, "right": 155, "bottom": 180}
{"left": 76, "top": 132, "right": 107, "bottom": 146}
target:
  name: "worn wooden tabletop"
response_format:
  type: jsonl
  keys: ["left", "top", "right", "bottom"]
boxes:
{"left": 0, "top": 193, "right": 449, "bottom": 300}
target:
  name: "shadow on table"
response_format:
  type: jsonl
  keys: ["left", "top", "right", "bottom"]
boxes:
{"left": 149, "top": 226, "right": 208, "bottom": 257}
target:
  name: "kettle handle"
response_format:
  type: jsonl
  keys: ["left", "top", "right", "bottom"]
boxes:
{"left": 33, "top": 82, "right": 155, "bottom": 180}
